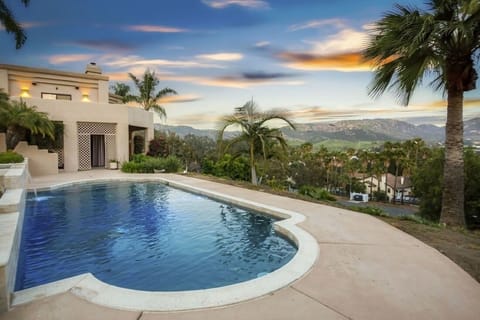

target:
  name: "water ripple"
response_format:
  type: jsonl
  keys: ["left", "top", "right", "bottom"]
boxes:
{"left": 16, "top": 182, "right": 297, "bottom": 291}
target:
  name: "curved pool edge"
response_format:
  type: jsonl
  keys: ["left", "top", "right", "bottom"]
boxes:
{"left": 15, "top": 176, "right": 319, "bottom": 312}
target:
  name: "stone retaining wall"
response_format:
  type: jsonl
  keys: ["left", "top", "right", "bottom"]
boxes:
{"left": 0, "top": 161, "right": 27, "bottom": 312}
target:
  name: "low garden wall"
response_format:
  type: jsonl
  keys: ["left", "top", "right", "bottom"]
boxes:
{"left": 0, "top": 161, "right": 27, "bottom": 312}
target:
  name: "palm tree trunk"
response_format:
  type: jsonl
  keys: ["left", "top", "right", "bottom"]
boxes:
{"left": 250, "top": 140, "right": 257, "bottom": 185}
{"left": 440, "top": 85, "right": 465, "bottom": 227}
{"left": 393, "top": 162, "right": 399, "bottom": 204}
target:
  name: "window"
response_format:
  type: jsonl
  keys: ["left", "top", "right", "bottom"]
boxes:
{"left": 41, "top": 93, "right": 72, "bottom": 100}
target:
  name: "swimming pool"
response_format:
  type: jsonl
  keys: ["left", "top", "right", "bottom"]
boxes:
{"left": 15, "top": 181, "right": 297, "bottom": 291}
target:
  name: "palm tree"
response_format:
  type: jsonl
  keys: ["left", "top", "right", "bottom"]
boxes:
{"left": 128, "top": 69, "right": 177, "bottom": 119}
{"left": 218, "top": 100, "right": 295, "bottom": 185}
{"left": 363, "top": 1, "right": 480, "bottom": 226}
{"left": 1, "top": 0, "right": 30, "bottom": 49}
{"left": 0, "top": 98, "right": 54, "bottom": 149}
{"left": 110, "top": 83, "right": 134, "bottom": 103}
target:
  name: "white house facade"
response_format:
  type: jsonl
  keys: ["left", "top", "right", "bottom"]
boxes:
{"left": 0, "top": 63, "right": 154, "bottom": 175}
{"left": 361, "top": 173, "right": 413, "bottom": 202}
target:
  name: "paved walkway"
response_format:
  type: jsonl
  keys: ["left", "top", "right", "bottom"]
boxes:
{"left": 2, "top": 170, "right": 480, "bottom": 320}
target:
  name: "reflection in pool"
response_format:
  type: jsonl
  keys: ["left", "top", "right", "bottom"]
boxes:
{"left": 16, "top": 182, "right": 297, "bottom": 291}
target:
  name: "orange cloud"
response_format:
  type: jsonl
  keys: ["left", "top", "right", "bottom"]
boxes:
{"left": 158, "top": 94, "right": 201, "bottom": 104}
{"left": 126, "top": 25, "right": 188, "bottom": 33}
{"left": 48, "top": 54, "right": 95, "bottom": 65}
{"left": 420, "top": 98, "right": 480, "bottom": 108}
{"left": 167, "top": 113, "right": 223, "bottom": 127}
{"left": 279, "top": 51, "right": 371, "bottom": 72}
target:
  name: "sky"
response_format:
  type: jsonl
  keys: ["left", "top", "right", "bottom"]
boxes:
{"left": 1, "top": 0, "right": 479, "bottom": 129}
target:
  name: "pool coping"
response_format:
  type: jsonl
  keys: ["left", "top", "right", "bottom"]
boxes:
{"left": 12, "top": 176, "right": 319, "bottom": 312}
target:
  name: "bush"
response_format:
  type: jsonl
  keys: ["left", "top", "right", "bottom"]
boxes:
{"left": 413, "top": 148, "right": 480, "bottom": 229}
{"left": 210, "top": 154, "right": 250, "bottom": 181}
{"left": 351, "top": 206, "right": 387, "bottom": 217}
{"left": 373, "top": 191, "right": 388, "bottom": 202}
{"left": 0, "top": 151, "right": 24, "bottom": 163}
{"left": 299, "top": 185, "right": 336, "bottom": 201}
{"left": 121, "top": 155, "right": 182, "bottom": 173}
{"left": 147, "top": 136, "right": 168, "bottom": 157}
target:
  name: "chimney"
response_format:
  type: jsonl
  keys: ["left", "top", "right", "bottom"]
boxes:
{"left": 85, "top": 62, "right": 102, "bottom": 75}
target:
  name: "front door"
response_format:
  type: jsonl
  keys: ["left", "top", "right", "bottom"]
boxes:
{"left": 90, "top": 135, "right": 105, "bottom": 168}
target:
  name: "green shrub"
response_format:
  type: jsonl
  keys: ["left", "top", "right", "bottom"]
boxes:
{"left": 299, "top": 185, "right": 336, "bottom": 201}
{"left": 398, "top": 215, "right": 441, "bottom": 227}
{"left": 0, "top": 151, "right": 24, "bottom": 163}
{"left": 212, "top": 154, "right": 250, "bottom": 181}
{"left": 413, "top": 148, "right": 480, "bottom": 229}
{"left": 163, "top": 156, "right": 182, "bottom": 173}
{"left": 121, "top": 155, "right": 181, "bottom": 173}
{"left": 351, "top": 206, "right": 387, "bottom": 217}
{"left": 373, "top": 191, "right": 388, "bottom": 202}
{"left": 131, "top": 154, "right": 149, "bottom": 163}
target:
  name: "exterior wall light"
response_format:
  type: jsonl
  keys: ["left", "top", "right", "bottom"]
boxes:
{"left": 82, "top": 93, "right": 90, "bottom": 102}
{"left": 20, "top": 88, "right": 30, "bottom": 98}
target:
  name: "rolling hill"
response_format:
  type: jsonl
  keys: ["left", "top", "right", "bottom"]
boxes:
{"left": 155, "top": 118, "right": 480, "bottom": 149}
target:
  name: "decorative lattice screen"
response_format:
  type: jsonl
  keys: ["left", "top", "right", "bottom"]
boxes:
{"left": 77, "top": 122, "right": 116, "bottom": 170}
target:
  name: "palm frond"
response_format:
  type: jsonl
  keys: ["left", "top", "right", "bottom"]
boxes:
{"left": 149, "top": 104, "right": 167, "bottom": 119}
{"left": 155, "top": 88, "right": 177, "bottom": 99}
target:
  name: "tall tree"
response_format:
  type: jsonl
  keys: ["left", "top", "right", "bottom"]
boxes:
{"left": 218, "top": 100, "right": 295, "bottom": 185}
{"left": 363, "top": 0, "right": 480, "bottom": 226}
{"left": 128, "top": 70, "right": 177, "bottom": 119}
{"left": 110, "top": 83, "right": 134, "bottom": 103}
{"left": 0, "top": 98, "right": 54, "bottom": 149}
{"left": 0, "top": 0, "right": 30, "bottom": 49}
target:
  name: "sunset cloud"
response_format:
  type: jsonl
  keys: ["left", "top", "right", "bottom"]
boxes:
{"left": 163, "top": 74, "right": 303, "bottom": 88}
{"left": 48, "top": 54, "right": 95, "bottom": 65}
{"left": 306, "top": 28, "right": 368, "bottom": 55}
{"left": 278, "top": 51, "right": 371, "bottom": 72}
{"left": 103, "top": 55, "right": 222, "bottom": 69}
{"left": 196, "top": 52, "right": 243, "bottom": 61}
{"left": 427, "top": 98, "right": 480, "bottom": 108}
{"left": 126, "top": 25, "right": 188, "bottom": 33}
{"left": 158, "top": 94, "right": 202, "bottom": 104}
{"left": 202, "top": 0, "right": 269, "bottom": 9}
{"left": 167, "top": 113, "right": 222, "bottom": 126}
{"left": 288, "top": 18, "right": 346, "bottom": 32}
{"left": 276, "top": 26, "right": 371, "bottom": 72}
{"left": 71, "top": 40, "right": 136, "bottom": 51}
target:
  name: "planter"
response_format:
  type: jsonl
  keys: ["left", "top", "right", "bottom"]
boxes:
{"left": 109, "top": 162, "right": 118, "bottom": 170}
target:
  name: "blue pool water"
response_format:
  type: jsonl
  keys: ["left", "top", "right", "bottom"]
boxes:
{"left": 16, "top": 182, "right": 297, "bottom": 291}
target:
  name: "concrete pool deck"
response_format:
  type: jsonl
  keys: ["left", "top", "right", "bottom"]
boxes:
{"left": 2, "top": 170, "right": 480, "bottom": 320}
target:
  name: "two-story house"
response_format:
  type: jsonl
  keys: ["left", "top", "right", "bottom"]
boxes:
{"left": 0, "top": 63, "right": 154, "bottom": 175}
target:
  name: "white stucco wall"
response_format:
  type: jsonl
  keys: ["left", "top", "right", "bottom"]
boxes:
{"left": 0, "top": 64, "right": 154, "bottom": 173}
{"left": 19, "top": 98, "right": 153, "bottom": 171}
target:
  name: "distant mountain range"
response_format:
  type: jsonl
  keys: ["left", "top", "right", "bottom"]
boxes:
{"left": 155, "top": 118, "right": 480, "bottom": 147}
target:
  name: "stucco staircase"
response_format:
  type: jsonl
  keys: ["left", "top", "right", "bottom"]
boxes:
{"left": 14, "top": 142, "right": 58, "bottom": 176}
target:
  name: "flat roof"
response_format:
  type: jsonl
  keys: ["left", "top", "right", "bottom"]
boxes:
{"left": 0, "top": 64, "right": 109, "bottom": 81}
